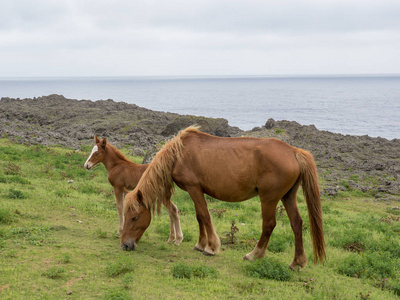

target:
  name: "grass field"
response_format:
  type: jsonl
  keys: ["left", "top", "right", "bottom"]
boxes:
{"left": 0, "top": 139, "right": 399, "bottom": 299}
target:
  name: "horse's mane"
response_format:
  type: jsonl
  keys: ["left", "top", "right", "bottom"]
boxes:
{"left": 106, "top": 143, "right": 132, "bottom": 163}
{"left": 124, "top": 125, "right": 200, "bottom": 215}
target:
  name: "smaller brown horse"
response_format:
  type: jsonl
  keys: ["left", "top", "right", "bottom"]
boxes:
{"left": 84, "top": 136, "right": 183, "bottom": 245}
{"left": 121, "top": 126, "right": 325, "bottom": 269}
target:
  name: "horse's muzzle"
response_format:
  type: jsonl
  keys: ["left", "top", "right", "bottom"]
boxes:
{"left": 121, "top": 241, "right": 136, "bottom": 251}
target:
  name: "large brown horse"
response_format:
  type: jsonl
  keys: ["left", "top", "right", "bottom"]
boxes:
{"left": 84, "top": 136, "right": 183, "bottom": 245}
{"left": 121, "top": 126, "right": 325, "bottom": 269}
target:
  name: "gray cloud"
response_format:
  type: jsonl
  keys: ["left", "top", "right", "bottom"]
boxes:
{"left": 0, "top": 0, "right": 399, "bottom": 76}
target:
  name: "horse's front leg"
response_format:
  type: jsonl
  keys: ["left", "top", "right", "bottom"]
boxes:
{"left": 164, "top": 200, "right": 184, "bottom": 245}
{"left": 187, "top": 187, "right": 220, "bottom": 256}
{"left": 114, "top": 186, "right": 125, "bottom": 237}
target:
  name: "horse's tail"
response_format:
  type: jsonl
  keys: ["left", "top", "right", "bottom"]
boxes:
{"left": 295, "top": 149, "right": 326, "bottom": 264}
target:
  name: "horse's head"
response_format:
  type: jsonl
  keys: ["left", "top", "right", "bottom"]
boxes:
{"left": 121, "top": 190, "right": 152, "bottom": 251}
{"left": 84, "top": 136, "right": 107, "bottom": 170}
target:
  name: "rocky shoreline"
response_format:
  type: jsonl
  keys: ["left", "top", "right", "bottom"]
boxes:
{"left": 1, "top": 94, "right": 399, "bottom": 199}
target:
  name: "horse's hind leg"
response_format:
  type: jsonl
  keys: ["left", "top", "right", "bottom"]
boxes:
{"left": 187, "top": 187, "right": 220, "bottom": 255}
{"left": 164, "top": 200, "right": 183, "bottom": 245}
{"left": 282, "top": 180, "right": 307, "bottom": 270}
{"left": 244, "top": 196, "right": 279, "bottom": 261}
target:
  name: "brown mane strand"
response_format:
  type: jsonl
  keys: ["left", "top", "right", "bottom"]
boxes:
{"left": 124, "top": 126, "right": 200, "bottom": 215}
{"left": 106, "top": 143, "right": 131, "bottom": 163}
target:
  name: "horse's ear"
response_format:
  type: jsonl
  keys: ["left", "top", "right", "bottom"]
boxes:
{"left": 94, "top": 135, "right": 100, "bottom": 143}
{"left": 137, "top": 190, "right": 143, "bottom": 205}
{"left": 101, "top": 138, "right": 107, "bottom": 149}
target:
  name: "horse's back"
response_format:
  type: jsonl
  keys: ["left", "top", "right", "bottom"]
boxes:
{"left": 108, "top": 161, "right": 148, "bottom": 190}
{"left": 172, "top": 132, "right": 301, "bottom": 201}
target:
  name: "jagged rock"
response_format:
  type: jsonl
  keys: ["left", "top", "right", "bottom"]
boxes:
{"left": 1, "top": 97, "right": 399, "bottom": 196}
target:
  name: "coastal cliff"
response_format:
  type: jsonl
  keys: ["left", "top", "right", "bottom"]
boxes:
{"left": 1, "top": 94, "right": 399, "bottom": 199}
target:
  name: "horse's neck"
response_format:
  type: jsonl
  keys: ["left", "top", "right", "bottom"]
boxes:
{"left": 102, "top": 149, "right": 129, "bottom": 171}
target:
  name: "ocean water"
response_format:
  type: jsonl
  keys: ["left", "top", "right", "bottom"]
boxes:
{"left": 1, "top": 75, "right": 399, "bottom": 140}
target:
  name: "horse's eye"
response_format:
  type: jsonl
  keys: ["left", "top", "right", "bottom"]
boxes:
{"left": 132, "top": 216, "right": 139, "bottom": 221}
{"left": 95, "top": 152, "right": 101, "bottom": 156}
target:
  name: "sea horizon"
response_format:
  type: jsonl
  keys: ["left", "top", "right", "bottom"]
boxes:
{"left": 1, "top": 75, "right": 399, "bottom": 140}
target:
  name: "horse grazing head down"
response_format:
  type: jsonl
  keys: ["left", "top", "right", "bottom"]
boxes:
{"left": 84, "top": 136, "right": 107, "bottom": 170}
{"left": 121, "top": 190, "right": 152, "bottom": 251}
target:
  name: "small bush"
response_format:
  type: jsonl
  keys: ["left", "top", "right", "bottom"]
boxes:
{"left": 61, "top": 253, "right": 71, "bottom": 263}
{"left": 103, "top": 287, "right": 133, "bottom": 300}
{"left": 268, "top": 234, "right": 292, "bottom": 253}
{"left": 96, "top": 229, "right": 108, "bottom": 239}
{"left": 0, "top": 209, "right": 13, "bottom": 224}
{"left": 6, "top": 175, "right": 30, "bottom": 185}
{"left": 122, "top": 272, "right": 135, "bottom": 289}
{"left": 192, "top": 265, "right": 218, "bottom": 279}
{"left": 172, "top": 263, "right": 218, "bottom": 279}
{"left": 42, "top": 266, "right": 65, "bottom": 279}
{"left": 4, "top": 162, "right": 21, "bottom": 175}
{"left": 391, "top": 280, "right": 400, "bottom": 296}
{"left": 387, "top": 208, "right": 400, "bottom": 216}
{"left": 105, "top": 256, "right": 135, "bottom": 277}
{"left": 181, "top": 229, "right": 193, "bottom": 242}
{"left": 7, "top": 188, "right": 26, "bottom": 199}
{"left": 329, "top": 229, "right": 367, "bottom": 251}
{"left": 246, "top": 257, "right": 292, "bottom": 281}
{"left": 172, "top": 263, "right": 193, "bottom": 279}
{"left": 210, "top": 208, "right": 226, "bottom": 218}
{"left": 338, "top": 252, "right": 396, "bottom": 279}
{"left": 1, "top": 176, "right": 29, "bottom": 184}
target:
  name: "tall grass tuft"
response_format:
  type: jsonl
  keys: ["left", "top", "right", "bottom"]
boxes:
{"left": 337, "top": 252, "right": 396, "bottom": 279}
{"left": 0, "top": 209, "right": 14, "bottom": 224}
{"left": 246, "top": 257, "right": 292, "bottom": 281}
{"left": 172, "top": 263, "right": 218, "bottom": 279}
{"left": 105, "top": 256, "right": 135, "bottom": 277}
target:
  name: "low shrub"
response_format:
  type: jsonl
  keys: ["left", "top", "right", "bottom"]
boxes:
{"left": 42, "top": 266, "right": 65, "bottom": 279}
{"left": 246, "top": 257, "right": 292, "bottom": 281}
{"left": 391, "top": 280, "right": 400, "bottom": 296}
{"left": 96, "top": 228, "right": 108, "bottom": 239}
{"left": 268, "top": 233, "right": 293, "bottom": 253}
{"left": 122, "top": 272, "right": 135, "bottom": 289}
{"left": 105, "top": 256, "right": 135, "bottom": 277}
{"left": 7, "top": 188, "right": 26, "bottom": 199}
{"left": 337, "top": 252, "right": 396, "bottom": 279}
{"left": 4, "top": 162, "right": 21, "bottom": 175}
{"left": 103, "top": 287, "right": 133, "bottom": 300}
{"left": 0, "top": 208, "right": 13, "bottom": 224}
{"left": 172, "top": 263, "right": 218, "bottom": 279}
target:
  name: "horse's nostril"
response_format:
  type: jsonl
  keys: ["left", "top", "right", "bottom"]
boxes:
{"left": 121, "top": 242, "right": 135, "bottom": 251}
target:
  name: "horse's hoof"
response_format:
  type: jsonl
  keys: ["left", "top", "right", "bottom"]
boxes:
{"left": 243, "top": 254, "right": 254, "bottom": 261}
{"left": 202, "top": 250, "right": 215, "bottom": 256}
{"left": 193, "top": 246, "right": 203, "bottom": 252}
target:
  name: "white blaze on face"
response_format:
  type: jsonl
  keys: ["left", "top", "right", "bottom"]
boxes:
{"left": 84, "top": 145, "right": 98, "bottom": 169}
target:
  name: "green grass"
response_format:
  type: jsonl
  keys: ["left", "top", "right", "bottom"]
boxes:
{"left": 0, "top": 138, "right": 399, "bottom": 299}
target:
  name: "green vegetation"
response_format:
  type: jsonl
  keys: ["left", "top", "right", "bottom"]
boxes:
{"left": 0, "top": 138, "right": 399, "bottom": 299}
{"left": 246, "top": 257, "right": 293, "bottom": 281}
{"left": 172, "top": 263, "right": 218, "bottom": 279}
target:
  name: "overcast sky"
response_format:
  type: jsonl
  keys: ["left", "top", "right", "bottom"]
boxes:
{"left": 1, "top": 0, "right": 399, "bottom": 77}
